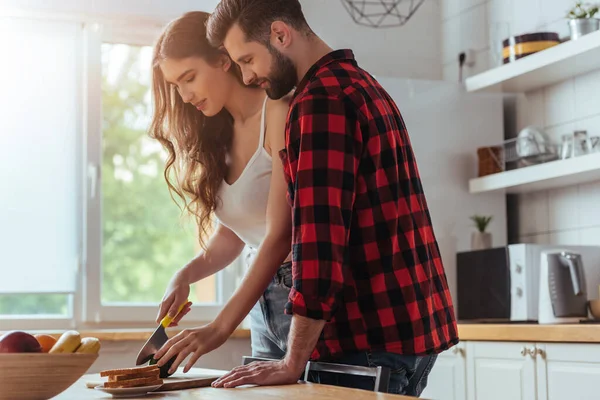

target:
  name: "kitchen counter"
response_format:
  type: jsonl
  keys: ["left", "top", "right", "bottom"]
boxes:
{"left": 61, "top": 369, "right": 416, "bottom": 399}
{"left": 458, "top": 323, "right": 600, "bottom": 343}
{"left": 13, "top": 323, "right": 600, "bottom": 345}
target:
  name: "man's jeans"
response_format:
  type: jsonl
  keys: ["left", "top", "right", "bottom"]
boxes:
{"left": 307, "top": 351, "right": 437, "bottom": 396}
{"left": 249, "top": 262, "right": 437, "bottom": 396}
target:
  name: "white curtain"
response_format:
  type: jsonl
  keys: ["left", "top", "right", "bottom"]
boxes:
{"left": 0, "top": 17, "right": 80, "bottom": 293}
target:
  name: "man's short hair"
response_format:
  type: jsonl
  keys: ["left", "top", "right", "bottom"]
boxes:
{"left": 206, "top": 0, "right": 310, "bottom": 47}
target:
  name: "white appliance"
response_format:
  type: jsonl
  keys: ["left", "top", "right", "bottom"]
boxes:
{"left": 456, "top": 244, "right": 600, "bottom": 322}
{"left": 538, "top": 249, "right": 590, "bottom": 324}
{"left": 514, "top": 245, "right": 600, "bottom": 322}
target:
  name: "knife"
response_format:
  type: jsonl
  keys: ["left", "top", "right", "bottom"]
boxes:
{"left": 135, "top": 300, "right": 189, "bottom": 366}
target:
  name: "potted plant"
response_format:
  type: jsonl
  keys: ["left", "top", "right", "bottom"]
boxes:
{"left": 470, "top": 215, "right": 493, "bottom": 250}
{"left": 567, "top": 1, "right": 599, "bottom": 40}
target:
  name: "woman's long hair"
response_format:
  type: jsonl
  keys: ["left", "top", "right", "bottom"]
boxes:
{"left": 149, "top": 11, "right": 244, "bottom": 250}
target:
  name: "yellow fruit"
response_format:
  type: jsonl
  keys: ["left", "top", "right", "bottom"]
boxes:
{"left": 75, "top": 337, "right": 101, "bottom": 354}
{"left": 49, "top": 330, "right": 81, "bottom": 353}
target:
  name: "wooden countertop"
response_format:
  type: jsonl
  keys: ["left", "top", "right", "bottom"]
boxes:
{"left": 458, "top": 323, "right": 600, "bottom": 343}
{"left": 62, "top": 369, "right": 416, "bottom": 399}
{"left": 51, "top": 323, "right": 600, "bottom": 344}
{"left": 12, "top": 323, "right": 600, "bottom": 344}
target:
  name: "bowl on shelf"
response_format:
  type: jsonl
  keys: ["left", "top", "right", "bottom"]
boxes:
{"left": 0, "top": 353, "right": 98, "bottom": 400}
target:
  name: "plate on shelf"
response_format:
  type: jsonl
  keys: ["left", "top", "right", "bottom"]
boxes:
{"left": 94, "top": 384, "right": 162, "bottom": 398}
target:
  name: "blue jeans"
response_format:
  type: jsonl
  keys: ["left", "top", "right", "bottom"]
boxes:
{"left": 249, "top": 262, "right": 293, "bottom": 359}
{"left": 249, "top": 262, "right": 437, "bottom": 396}
{"left": 307, "top": 351, "right": 437, "bottom": 396}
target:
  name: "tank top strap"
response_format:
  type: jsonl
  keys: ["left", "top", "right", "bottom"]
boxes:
{"left": 258, "top": 96, "right": 268, "bottom": 149}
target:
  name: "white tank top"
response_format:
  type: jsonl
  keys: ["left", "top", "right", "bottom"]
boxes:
{"left": 214, "top": 96, "right": 272, "bottom": 250}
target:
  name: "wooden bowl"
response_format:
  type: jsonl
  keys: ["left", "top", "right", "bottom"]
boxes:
{"left": 0, "top": 353, "right": 98, "bottom": 400}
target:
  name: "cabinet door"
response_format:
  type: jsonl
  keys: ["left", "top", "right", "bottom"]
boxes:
{"left": 542, "top": 343, "right": 600, "bottom": 400}
{"left": 421, "top": 343, "right": 467, "bottom": 400}
{"left": 467, "top": 341, "right": 537, "bottom": 400}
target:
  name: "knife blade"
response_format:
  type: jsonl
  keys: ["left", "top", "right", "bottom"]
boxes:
{"left": 135, "top": 300, "right": 188, "bottom": 366}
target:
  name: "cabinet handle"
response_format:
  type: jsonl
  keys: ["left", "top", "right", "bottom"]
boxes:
{"left": 534, "top": 347, "right": 544, "bottom": 358}
{"left": 520, "top": 346, "right": 529, "bottom": 356}
{"left": 451, "top": 346, "right": 463, "bottom": 356}
{"left": 529, "top": 346, "right": 537, "bottom": 358}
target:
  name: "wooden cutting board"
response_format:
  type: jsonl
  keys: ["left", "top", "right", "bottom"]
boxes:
{"left": 157, "top": 375, "right": 220, "bottom": 391}
{"left": 86, "top": 371, "right": 223, "bottom": 391}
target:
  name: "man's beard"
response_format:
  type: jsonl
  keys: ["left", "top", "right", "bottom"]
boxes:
{"left": 263, "top": 44, "right": 297, "bottom": 100}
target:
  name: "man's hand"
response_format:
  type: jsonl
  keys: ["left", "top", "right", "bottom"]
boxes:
{"left": 211, "top": 359, "right": 303, "bottom": 388}
{"left": 154, "top": 323, "right": 229, "bottom": 374}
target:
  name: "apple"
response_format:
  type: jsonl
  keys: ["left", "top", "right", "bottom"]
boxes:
{"left": 0, "top": 331, "right": 43, "bottom": 353}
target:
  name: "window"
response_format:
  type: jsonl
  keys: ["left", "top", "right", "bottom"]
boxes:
{"left": 99, "top": 41, "right": 217, "bottom": 305}
{"left": 84, "top": 26, "right": 242, "bottom": 324}
{"left": 1, "top": 16, "right": 243, "bottom": 329}
{"left": 0, "top": 17, "right": 81, "bottom": 329}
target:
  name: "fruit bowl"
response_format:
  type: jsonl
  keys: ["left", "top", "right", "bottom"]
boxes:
{"left": 0, "top": 353, "right": 98, "bottom": 400}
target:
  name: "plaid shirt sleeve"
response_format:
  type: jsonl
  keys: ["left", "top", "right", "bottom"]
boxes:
{"left": 284, "top": 94, "right": 362, "bottom": 321}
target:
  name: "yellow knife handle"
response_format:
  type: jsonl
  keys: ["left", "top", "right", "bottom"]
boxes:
{"left": 161, "top": 300, "right": 189, "bottom": 328}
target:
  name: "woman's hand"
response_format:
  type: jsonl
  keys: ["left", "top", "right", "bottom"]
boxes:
{"left": 154, "top": 323, "right": 230, "bottom": 374}
{"left": 157, "top": 270, "right": 192, "bottom": 327}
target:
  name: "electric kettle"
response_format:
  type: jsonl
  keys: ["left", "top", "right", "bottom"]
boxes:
{"left": 539, "top": 250, "right": 588, "bottom": 324}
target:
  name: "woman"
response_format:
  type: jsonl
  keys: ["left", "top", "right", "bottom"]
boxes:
{"left": 148, "top": 11, "right": 293, "bottom": 374}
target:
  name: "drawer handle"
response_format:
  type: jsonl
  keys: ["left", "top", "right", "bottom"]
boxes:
{"left": 451, "top": 347, "right": 463, "bottom": 356}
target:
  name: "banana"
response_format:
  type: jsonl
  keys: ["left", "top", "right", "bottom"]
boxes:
{"left": 49, "top": 330, "right": 81, "bottom": 353}
{"left": 75, "top": 337, "right": 101, "bottom": 354}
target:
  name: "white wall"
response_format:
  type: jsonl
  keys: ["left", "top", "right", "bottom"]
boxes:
{"left": 441, "top": 0, "right": 600, "bottom": 247}
{"left": 1, "top": 0, "right": 442, "bottom": 80}
{"left": 0, "top": 0, "right": 219, "bottom": 21}
{"left": 301, "top": 0, "right": 442, "bottom": 79}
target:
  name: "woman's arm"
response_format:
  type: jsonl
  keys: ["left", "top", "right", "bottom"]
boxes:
{"left": 156, "top": 222, "right": 246, "bottom": 324}
{"left": 181, "top": 223, "right": 246, "bottom": 284}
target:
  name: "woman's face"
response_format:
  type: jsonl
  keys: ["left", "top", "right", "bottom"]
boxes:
{"left": 159, "top": 55, "right": 232, "bottom": 117}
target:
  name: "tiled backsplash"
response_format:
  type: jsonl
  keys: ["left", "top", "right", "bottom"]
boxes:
{"left": 442, "top": 0, "right": 600, "bottom": 247}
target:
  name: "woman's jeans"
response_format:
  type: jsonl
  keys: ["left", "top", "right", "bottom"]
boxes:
{"left": 249, "top": 262, "right": 293, "bottom": 359}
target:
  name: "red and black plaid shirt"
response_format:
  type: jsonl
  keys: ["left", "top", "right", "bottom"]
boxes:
{"left": 279, "top": 50, "right": 458, "bottom": 360}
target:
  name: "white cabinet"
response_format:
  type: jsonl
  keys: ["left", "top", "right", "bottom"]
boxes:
{"left": 423, "top": 341, "right": 600, "bottom": 400}
{"left": 543, "top": 343, "right": 600, "bottom": 400}
{"left": 422, "top": 343, "right": 467, "bottom": 400}
{"left": 466, "top": 342, "right": 537, "bottom": 400}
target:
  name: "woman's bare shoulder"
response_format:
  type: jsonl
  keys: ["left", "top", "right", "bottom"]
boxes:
{"left": 266, "top": 94, "right": 292, "bottom": 118}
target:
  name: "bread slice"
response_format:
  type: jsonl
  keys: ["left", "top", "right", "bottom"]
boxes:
{"left": 108, "top": 369, "right": 160, "bottom": 382}
{"left": 103, "top": 376, "right": 163, "bottom": 388}
{"left": 100, "top": 365, "right": 158, "bottom": 377}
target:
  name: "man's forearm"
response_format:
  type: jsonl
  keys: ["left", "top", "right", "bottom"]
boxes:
{"left": 283, "top": 315, "right": 326, "bottom": 374}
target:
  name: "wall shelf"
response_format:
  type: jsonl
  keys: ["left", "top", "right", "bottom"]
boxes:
{"left": 469, "top": 152, "right": 600, "bottom": 194}
{"left": 465, "top": 30, "right": 600, "bottom": 93}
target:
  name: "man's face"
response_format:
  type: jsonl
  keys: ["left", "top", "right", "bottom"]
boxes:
{"left": 223, "top": 23, "right": 297, "bottom": 99}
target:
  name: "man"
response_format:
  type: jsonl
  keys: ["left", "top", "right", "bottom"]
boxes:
{"left": 206, "top": 0, "right": 458, "bottom": 395}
